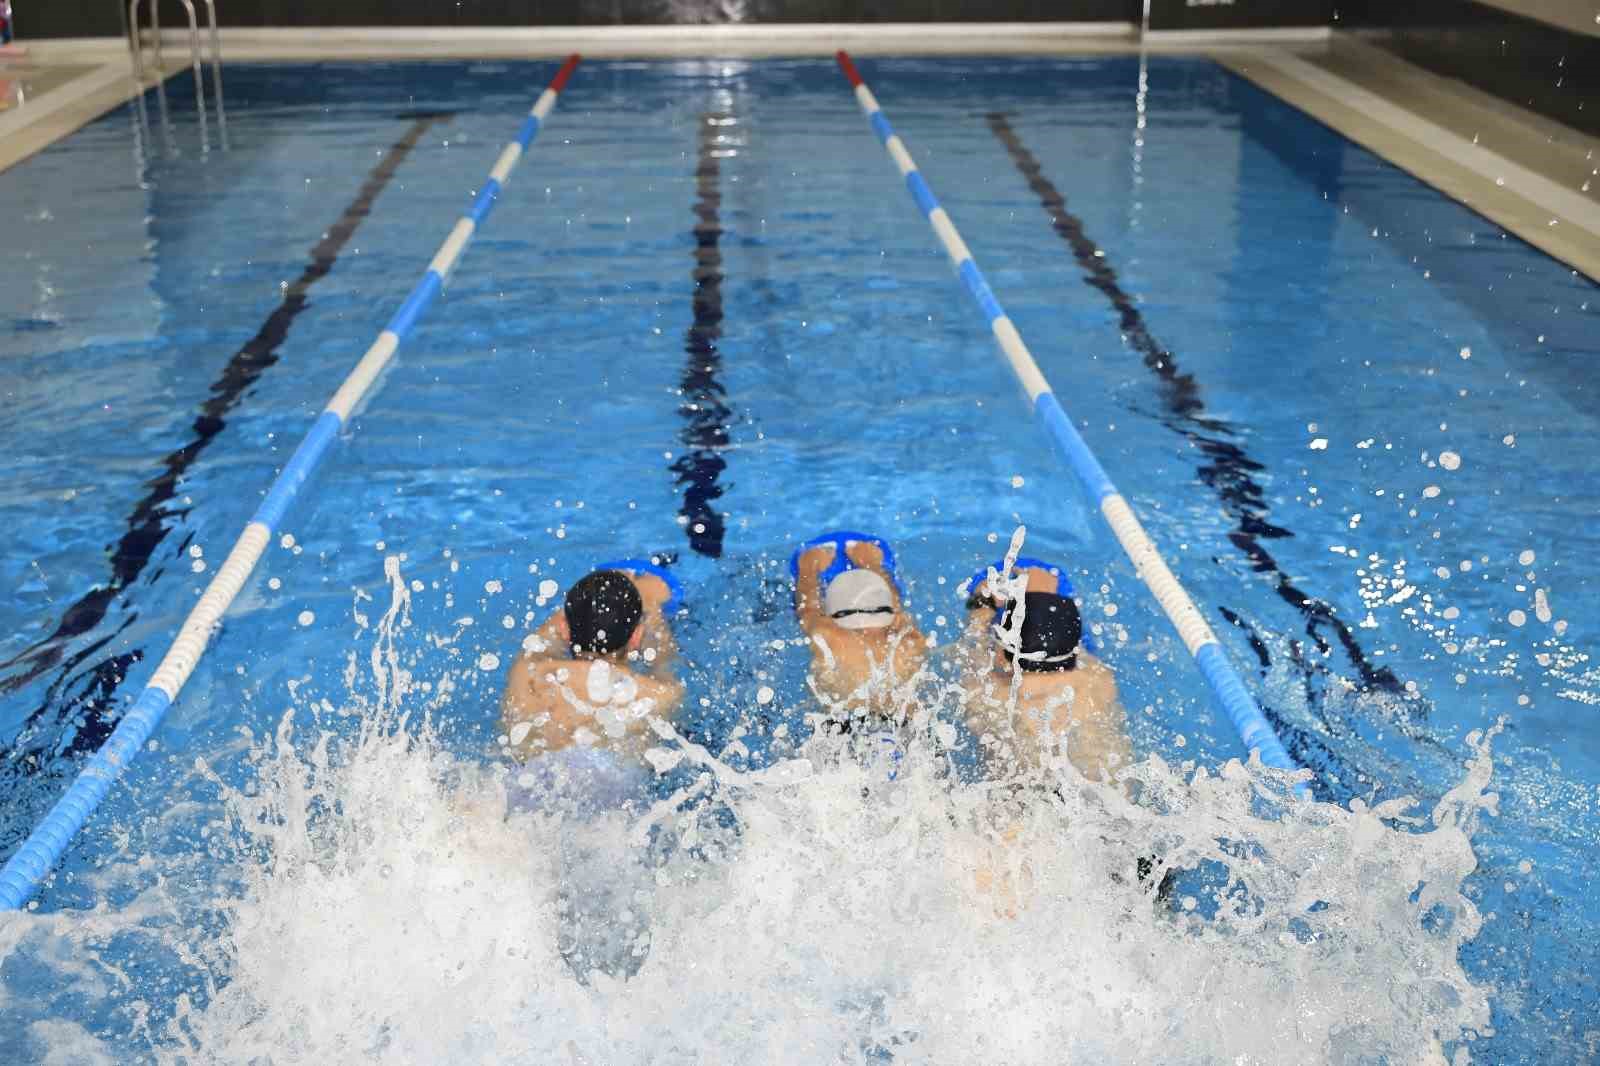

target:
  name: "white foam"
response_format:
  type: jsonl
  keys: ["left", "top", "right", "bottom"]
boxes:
{"left": 0, "top": 562, "right": 1498, "bottom": 1064}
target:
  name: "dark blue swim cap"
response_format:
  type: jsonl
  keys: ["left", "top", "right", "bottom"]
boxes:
{"left": 1000, "top": 591, "right": 1081, "bottom": 672}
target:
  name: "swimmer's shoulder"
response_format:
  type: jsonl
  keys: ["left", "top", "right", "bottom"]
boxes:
{"left": 1067, "top": 654, "right": 1121, "bottom": 714}
{"left": 1013, "top": 654, "right": 1117, "bottom": 701}
{"left": 1076, "top": 651, "right": 1115, "bottom": 682}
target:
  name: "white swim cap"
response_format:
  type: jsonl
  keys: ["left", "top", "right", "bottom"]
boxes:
{"left": 824, "top": 569, "right": 896, "bottom": 630}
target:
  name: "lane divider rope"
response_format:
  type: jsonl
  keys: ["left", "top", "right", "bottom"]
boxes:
{"left": 834, "top": 52, "right": 1304, "bottom": 792}
{"left": 0, "top": 54, "right": 583, "bottom": 912}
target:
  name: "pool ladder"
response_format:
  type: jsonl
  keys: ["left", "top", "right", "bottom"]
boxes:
{"left": 125, "top": 0, "right": 228, "bottom": 150}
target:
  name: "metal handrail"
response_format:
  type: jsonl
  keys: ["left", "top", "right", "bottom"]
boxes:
{"left": 125, "top": 0, "right": 226, "bottom": 151}
{"left": 174, "top": 0, "right": 209, "bottom": 149}
{"left": 199, "top": 0, "right": 227, "bottom": 147}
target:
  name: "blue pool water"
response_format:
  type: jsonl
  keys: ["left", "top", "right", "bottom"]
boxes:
{"left": 0, "top": 55, "right": 1596, "bottom": 1062}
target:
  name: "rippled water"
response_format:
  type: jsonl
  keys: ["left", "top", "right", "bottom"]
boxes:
{"left": 0, "top": 56, "right": 1596, "bottom": 1062}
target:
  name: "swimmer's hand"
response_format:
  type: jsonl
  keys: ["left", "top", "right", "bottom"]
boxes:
{"left": 1019, "top": 567, "right": 1061, "bottom": 595}
{"left": 844, "top": 540, "right": 887, "bottom": 570}
{"left": 968, "top": 565, "right": 1062, "bottom": 611}
{"left": 633, "top": 573, "right": 673, "bottom": 613}
{"left": 972, "top": 823, "right": 1031, "bottom": 920}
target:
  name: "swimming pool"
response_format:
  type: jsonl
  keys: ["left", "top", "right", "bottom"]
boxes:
{"left": 0, "top": 53, "right": 1596, "bottom": 1062}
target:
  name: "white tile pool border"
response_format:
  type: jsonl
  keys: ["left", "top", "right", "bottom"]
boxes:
{"left": 1244, "top": 49, "right": 1600, "bottom": 243}
{"left": 1223, "top": 47, "right": 1600, "bottom": 279}
{"left": 142, "top": 22, "right": 1142, "bottom": 60}
{"left": 0, "top": 62, "right": 129, "bottom": 139}
{"left": 0, "top": 57, "right": 175, "bottom": 174}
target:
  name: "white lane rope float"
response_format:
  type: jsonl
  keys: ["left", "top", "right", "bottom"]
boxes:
{"left": 0, "top": 55, "right": 584, "bottom": 911}
{"left": 834, "top": 51, "right": 1305, "bottom": 794}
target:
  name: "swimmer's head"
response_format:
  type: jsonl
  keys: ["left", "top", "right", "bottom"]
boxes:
{"left": 824, "top": 568, "right": 896, "bottom": 630}
{"left": 999, "top": 591, "right": 1081, "bottom": 672}
{"left": 564, "top": 570, "right": 643, "bottom": 656}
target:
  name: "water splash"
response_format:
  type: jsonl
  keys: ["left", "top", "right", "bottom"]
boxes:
{"left": 0, "top": 558, "right": 1497, "bottom": 1063}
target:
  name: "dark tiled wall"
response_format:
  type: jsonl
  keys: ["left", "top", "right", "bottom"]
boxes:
{"left": 1336, "top": 0, "right": 1600, "bottom": 137}
{"left": 1148, "top": 0, "right": 1332, "bottom": 31}
{"left": 22, "top": 0, "right": 1137, "bottom": 38}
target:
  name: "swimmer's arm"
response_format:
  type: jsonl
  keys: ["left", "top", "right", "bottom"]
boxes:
{"left": 501, "top": 654, "right": 532, "bottom": 721}
{"left": 1057, "top": 666, "right": 1135, "bottom": 784}
{"left": 630, "top": 669, "right": 686, "bottom": 717}
{"left": 637, "top": 607, "right": 679, "bottom": 671}
{"left": 499, "top": 616, "right": 565, "bottom": 721}
{"left": 1064, "top": 712, "right": 1134, "bottom": 785}
{"left": 499, "top": 655, "right": 553, "bottom": 754}
{"left": 526, "top": 612, "right": 564, "bottom": 654}
{"left": 941, "top": 606, "right": 994, "bottom": 678}
{"left": 794, "top": 547, "right": 832, "bottom": 633}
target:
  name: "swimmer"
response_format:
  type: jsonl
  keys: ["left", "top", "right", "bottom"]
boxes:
{"left": 955, "top": 562, "right": 1132, "bottom": 784}
{"left": 501, "top": 565, "right": 685, "bottom": 763}
{"left": 791, "top": 531, "right": 926, "bottom": 726}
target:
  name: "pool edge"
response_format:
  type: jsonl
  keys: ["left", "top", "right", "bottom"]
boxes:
{"left": 1217, "top": 42, "right": 1600, "bottom": 283}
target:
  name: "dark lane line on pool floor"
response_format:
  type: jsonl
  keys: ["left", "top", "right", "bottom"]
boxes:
{"left": 983, "top": 112, "right": 1431, "bottom": 788}
{"left": 0, "top": 111, "right": 454, "bottom": 780}
{"left": 671, "top": 110, "right": 735, "bottom": 559}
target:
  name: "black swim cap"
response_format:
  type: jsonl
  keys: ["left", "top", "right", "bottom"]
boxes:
{"left": 565, "top": 570, "right": 643, "bottom": 656}
{"left": 1000, "top": 591, "right": 1081, "bottom": 673}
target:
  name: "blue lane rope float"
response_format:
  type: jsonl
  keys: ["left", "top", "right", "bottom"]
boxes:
{"left": 834, "top": 52, "right": 1304, "bottom": 793}
{"left": 0, "top": 55, "right": 584, "bottom": 912}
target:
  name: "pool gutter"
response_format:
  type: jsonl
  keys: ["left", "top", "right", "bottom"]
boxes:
{"left": 1220, "top": 41, "right": 1600, "bottom": 282}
